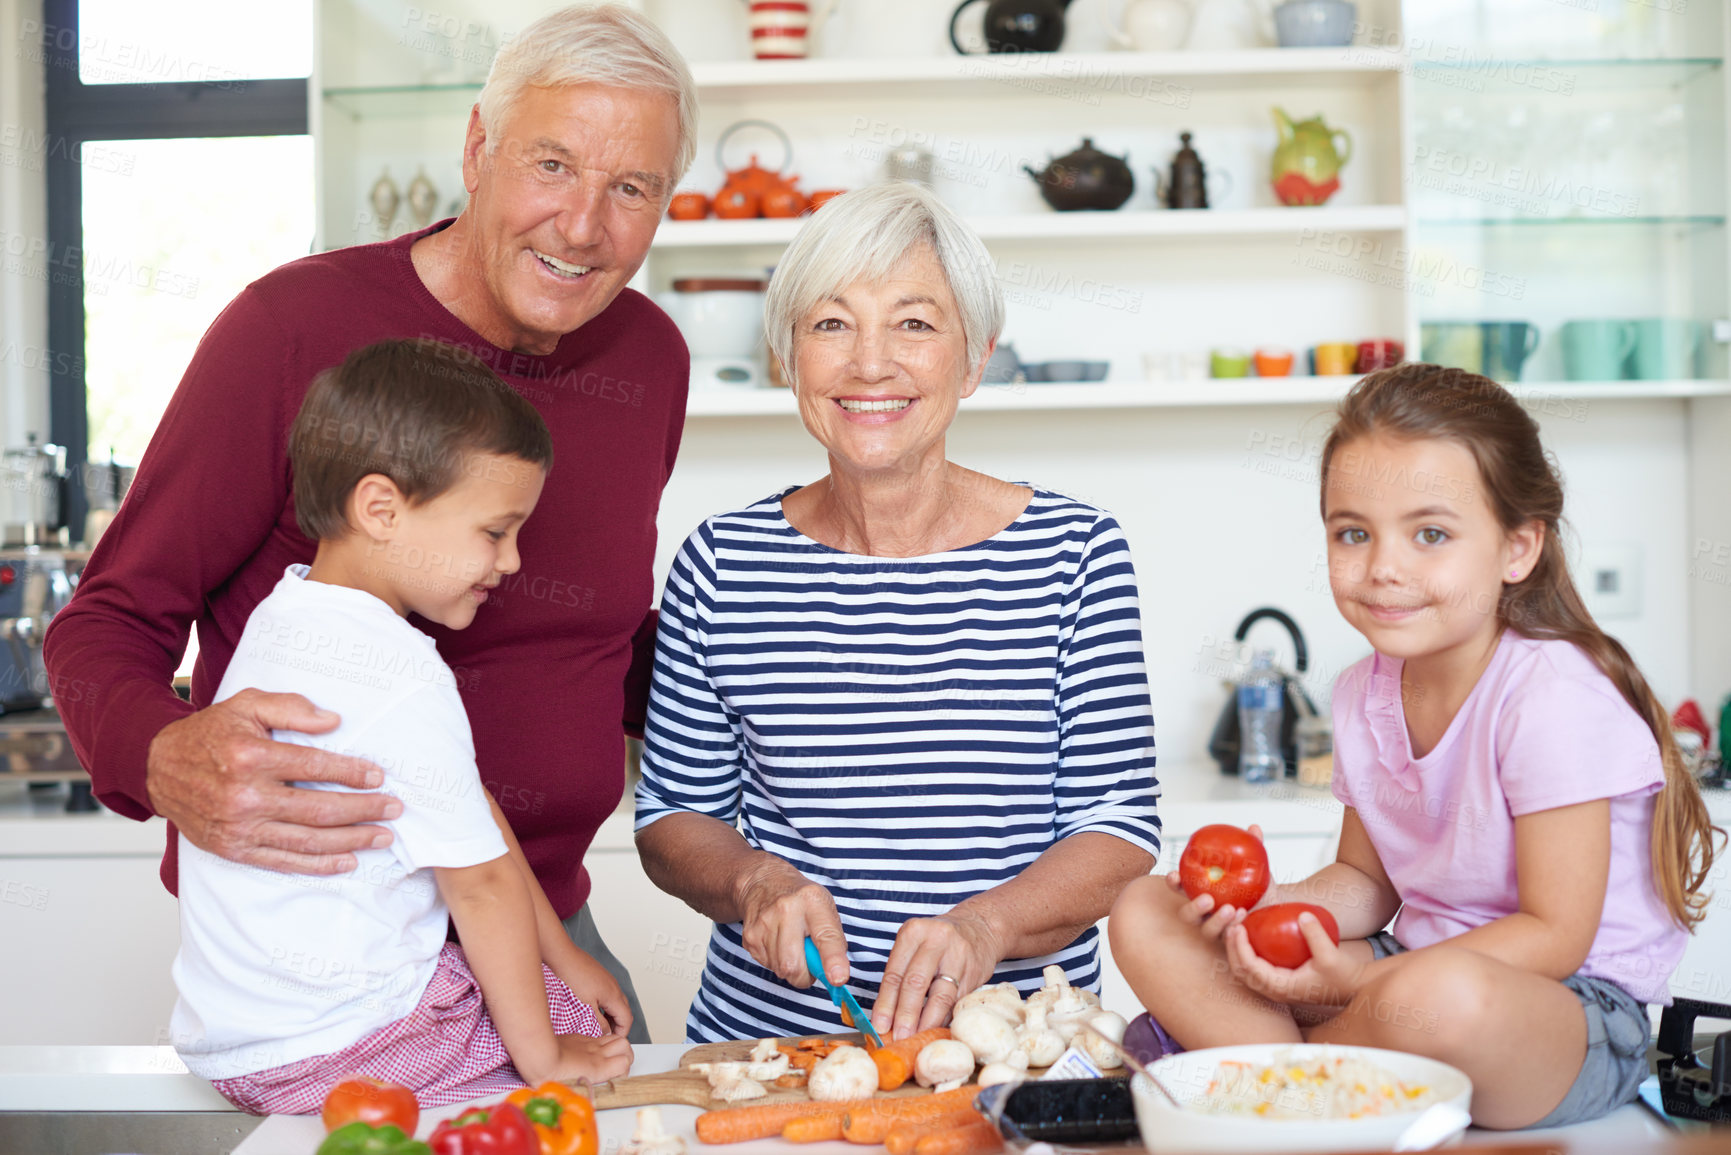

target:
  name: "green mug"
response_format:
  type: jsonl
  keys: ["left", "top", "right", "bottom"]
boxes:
{"left": 1420, "top": 323, "right": 1482, "bottom": 375}
{"left": 1631, "top": 319, "right": 1703, "bottom": 380}
{"left": 1560, "top": 320, "right": 1637, "bottom": 381}
{"left": 1211, "top": 348, "right": 1250, "bottom": 378}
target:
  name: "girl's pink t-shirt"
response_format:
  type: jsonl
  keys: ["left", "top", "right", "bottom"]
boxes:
{"left": 1330, "top": 632, "right": 1683, "bottom": 1005}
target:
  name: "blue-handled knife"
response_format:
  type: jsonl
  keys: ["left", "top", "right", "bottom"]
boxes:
{"left": 803, "top": 935, "right": 884, "bottom": 1048}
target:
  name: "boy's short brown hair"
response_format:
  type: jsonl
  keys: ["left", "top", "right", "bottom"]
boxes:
{"left": 289, "top": 339, "right": 554, "bottom": 541}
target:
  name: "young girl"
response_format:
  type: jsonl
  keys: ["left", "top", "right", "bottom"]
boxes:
{"left": 1110, "top": 365, "right": 1720, "bottom": 1129}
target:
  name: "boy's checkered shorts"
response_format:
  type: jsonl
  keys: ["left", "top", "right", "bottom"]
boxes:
{"left": 209, "top": 943, "right": 604, "bottom": 1115}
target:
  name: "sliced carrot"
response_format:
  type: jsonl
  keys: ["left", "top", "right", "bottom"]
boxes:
{"left": 913, "top": 1120, "right": 1003, "bottom": 1155}
{"left": 869, "top": 1026, "right": 953, "bottom": 1091}
{"left": 787, "top": 1051, "right": 821, "bottom": 1071}
{"left": 695, "top": 1097, "right": 876, "bottom": 1145}
{"left": 773, "top": 1073, "right": 808, "bottom": 1089}
{"left": 838, "top": 1085, "right": 982, "bottom": 1144}
{"left": 882, "top": 1108, "right": 988, "bottom": 1153}
{"left": 797, "top": 1037, "right": 828, "bottom": 1050}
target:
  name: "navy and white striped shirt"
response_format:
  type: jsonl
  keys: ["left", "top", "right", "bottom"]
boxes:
{"left": 635, "top": 486, "right": 1161, "bottom": 1042}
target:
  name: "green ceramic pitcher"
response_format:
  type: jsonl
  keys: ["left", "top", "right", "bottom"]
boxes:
{"left": 1271, "top": 107, "right": 1352, "bottom": 206}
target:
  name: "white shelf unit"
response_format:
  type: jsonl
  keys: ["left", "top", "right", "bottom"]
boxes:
{"left": 687, "top": 377, "right": 1731, "bottom": 418}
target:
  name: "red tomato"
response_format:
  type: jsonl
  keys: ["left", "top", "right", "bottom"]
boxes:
{"left": 321, "top": 1075, "right": 420, "bottom": 1134}
{"left": 1178, "top": 824, "right": 1270, "bottom": 910}
{"left": 1242, "top": 903, "right": 1340, "bottom": 969}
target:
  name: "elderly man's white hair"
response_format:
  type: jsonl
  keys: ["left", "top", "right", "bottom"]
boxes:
{"left": 765, "top": 183, "right": 1005, "bottom": 389}
{"left": 478, "top": 4, "right": 698, "bottom": 185}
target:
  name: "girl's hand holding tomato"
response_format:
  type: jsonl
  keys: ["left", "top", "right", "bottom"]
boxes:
{"left": 1179, "top": 824, "right": 1271, "bottom": 911}
{"left": 1224, "top": 906, "right": 1362, "bottom": 1008}
{"left": 1165, "top": 824, "right": 1270, "bottom": 940}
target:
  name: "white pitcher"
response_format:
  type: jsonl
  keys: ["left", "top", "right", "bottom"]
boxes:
{"left": 1109, "top": 0, "right": 1194, "bottom": 52}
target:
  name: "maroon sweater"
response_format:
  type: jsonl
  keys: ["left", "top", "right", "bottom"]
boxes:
{"left": 43, "top": 223, "right": 687, "bottom": 916}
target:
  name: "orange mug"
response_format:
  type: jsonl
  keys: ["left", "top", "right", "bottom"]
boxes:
{"left": 668, "top": 191, "right": 710, "bottom": 220}
{"left": 1313, "top": 342, "right": 1357, "bottom": 375}
{"left": 1254, "top": 347, "right": 1294, "bottom": 377}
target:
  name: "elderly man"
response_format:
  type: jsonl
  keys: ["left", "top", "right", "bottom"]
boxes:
{"left": 43, "top": 4, "right": 695, "bottom": 1044}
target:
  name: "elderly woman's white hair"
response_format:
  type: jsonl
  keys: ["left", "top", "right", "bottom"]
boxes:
{"left": 765, "top": 183, "right": 1005, "bottom": 388}
{"left": 479, "top": 4, "right": 698, "bottom": 185}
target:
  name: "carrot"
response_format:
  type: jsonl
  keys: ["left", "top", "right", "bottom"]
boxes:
{"left": 869, "top": 1027, "right": 952, "bottom": 1091}
{"left": 783, "top": 1113, "right": 847, "bottom": 1143}
{"left": 884, "top": 1109, "right": 988, "bottom": 1154}
{"left": 696, "top": 1098, "right": 877, "bottom": 1145}
{"left": 797, "top": 1038, "right": 829, "bottom": 1050}
{"left": 787, "top": 1051, "right": 822, "bottom": 1071}
{"left": 774, "top": 1073, "right": 808, "bottom": 1089}
{"left": 839, "top": 1086, "right": 982, "bottom": 1144}
{"left": 913, "top": 1120, "right": 1003, "bottom": 1155}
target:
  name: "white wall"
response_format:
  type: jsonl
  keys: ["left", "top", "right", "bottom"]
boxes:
{"left": 0, "top": 0, "right": 53, "bottom": 450}
{"left": 657, "top": 394, "right": 1698, "bottom": 768}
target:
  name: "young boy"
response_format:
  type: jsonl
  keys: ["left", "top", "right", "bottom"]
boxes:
{"left": 168, "top": 339, "right": 632, "bottom": 1113}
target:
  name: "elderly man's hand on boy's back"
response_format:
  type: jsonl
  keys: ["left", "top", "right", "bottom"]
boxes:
{"left": 146, "top": 688, "right": 401, "bottom": 874}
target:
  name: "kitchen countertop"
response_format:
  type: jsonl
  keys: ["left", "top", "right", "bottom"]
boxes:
{"left": 0, "top": 762, "right": 1344, "bottom": 860}
{"left": 0, "top": 1043, "right": 1681, "bottom": 1154}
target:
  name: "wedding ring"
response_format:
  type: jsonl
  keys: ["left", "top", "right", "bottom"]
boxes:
{"left": 933, "top": 974, "right": 959, "bottom": 987}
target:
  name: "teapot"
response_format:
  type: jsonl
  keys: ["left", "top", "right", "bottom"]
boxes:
{"left": 1271, "top": 106, "right": 1352, "bottom": 205}
{"left": 1153, "top": 131, "right": 1231, "bottom": 209}
{"left": 950, "top": 0, "right": 1074, "bottom": 54}
{"left": 1023, "top": 138, "right": 1134, "bottom": 212}
{"left": 1110, "top": 0, "right": 1193, "bottom": 52}
{"left": 713, "top": 120, "right": 807, "bottom": 220}
{"left": 1185, "top": 0, "right": 1273, "bottom": 49}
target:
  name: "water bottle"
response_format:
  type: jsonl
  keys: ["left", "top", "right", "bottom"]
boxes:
{"left": 1237, "top": 648, "right": 1285, "bottom": 784}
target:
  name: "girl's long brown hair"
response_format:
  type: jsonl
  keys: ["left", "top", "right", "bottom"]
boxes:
{"left": 1320, "top": 364, "right": 1721, "bottom": 929}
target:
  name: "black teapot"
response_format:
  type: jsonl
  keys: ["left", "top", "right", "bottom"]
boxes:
{"left": 1154, "top": 131, "right": 1233, "bottom": 210}
{"left": 1023, "top": 137, "right": 1134, "bottom": 212}
{"left": 950, "top": 0, "right": 1074, "bottom": 54}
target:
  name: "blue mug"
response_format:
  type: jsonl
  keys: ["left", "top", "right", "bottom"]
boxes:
{"left": 1631, "top": 319, "right": 1703, "bottom": 380}
{"left": 1478, "top": 322, "right": 1539, "bottom": 382}
{"left": 1560, "top": 320, "right": 1637, "bottom": 382}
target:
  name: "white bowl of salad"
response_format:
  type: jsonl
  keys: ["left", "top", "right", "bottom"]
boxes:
{"left": 1131, "top": 1043, "right": 1473, "bottom": 1153}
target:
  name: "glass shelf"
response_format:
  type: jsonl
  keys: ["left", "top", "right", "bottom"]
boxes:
{"left": 1416, "top": 215, "right": 1726, "bottom": 228}
{"left": 1411, "top": 56, "right": 1721, "bottom": 94}
{"left": 322, "top": 83, "right": 481, "bottom": 119}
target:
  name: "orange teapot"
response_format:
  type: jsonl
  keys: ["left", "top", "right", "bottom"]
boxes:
{"left": 712, "top": 120, "right": 811, "bottom": 220}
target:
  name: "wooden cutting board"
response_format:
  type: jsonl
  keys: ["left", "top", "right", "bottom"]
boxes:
{"left": 590, "top": 1033, "right": 936, "bottom": 1111}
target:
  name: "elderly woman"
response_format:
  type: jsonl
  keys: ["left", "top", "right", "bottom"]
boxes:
{"left": 634, "top": 183, "right": 1160, "bottom": 1043}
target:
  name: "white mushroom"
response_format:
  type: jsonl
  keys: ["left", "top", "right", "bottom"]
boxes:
{"left": 744, "top": 1042, "right": 790, "bottom": 1083}
{"left": 977, "top": 1061, "right": 1028, "bottom": 1088}
{"left": 914, "top": 1038, "right": 977, "bottom": 1092}
{"left": 1076, "top": 1010, "right": 1127, "bottom": 1070}
{"left": 711, "top": 1074, "right": 767, "bottom": 1102}
{"left": 807, "top": 1044, "right": 880, "bottom": 1102}
{"left": 1015, "top": 1002, "right": 1066, "bottom": 1069}
{"left": 1023, "top": 965, "right": 1073, "bottom": 1018}
{"left": 622, "top": 1107, "right": 687, "bottom": 1155}
{"left": 955, "top": 982, "right": 1025, "bottom": 1025}
{"left": 949, "top": 1005, "right": 1019, "bottom": 1065}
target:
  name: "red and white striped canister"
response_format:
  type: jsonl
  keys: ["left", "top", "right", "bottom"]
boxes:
{"left": 747, "top": 0, "right": 817, "bottom": 59}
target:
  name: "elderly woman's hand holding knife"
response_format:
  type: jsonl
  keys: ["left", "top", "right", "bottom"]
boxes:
{"left": 633, "top": 184, "right": 1160, "bottom": 1044}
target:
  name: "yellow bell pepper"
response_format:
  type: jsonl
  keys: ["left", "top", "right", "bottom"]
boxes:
{"left": 505, "top": 1082, "right": 597, "bottom": 1155}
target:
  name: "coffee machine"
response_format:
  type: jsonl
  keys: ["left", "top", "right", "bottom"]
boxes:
{"left": 0, "top": 437, "right": 74, "bottom": 711}
{"left": 0, "top": 550, "right": 73, "bottom": 712}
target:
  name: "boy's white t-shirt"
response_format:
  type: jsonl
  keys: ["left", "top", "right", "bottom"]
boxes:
{"left": 169, "top": 565, "right": 508, "bottom": 1080}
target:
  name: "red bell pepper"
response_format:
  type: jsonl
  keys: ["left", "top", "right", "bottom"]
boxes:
{"left": 428, "top": 1101, "right": 538, "bottom": 1155}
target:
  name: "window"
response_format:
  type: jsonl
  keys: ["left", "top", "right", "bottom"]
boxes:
{"left": 40, "top": 0, "right": 311, "bottom": 534}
